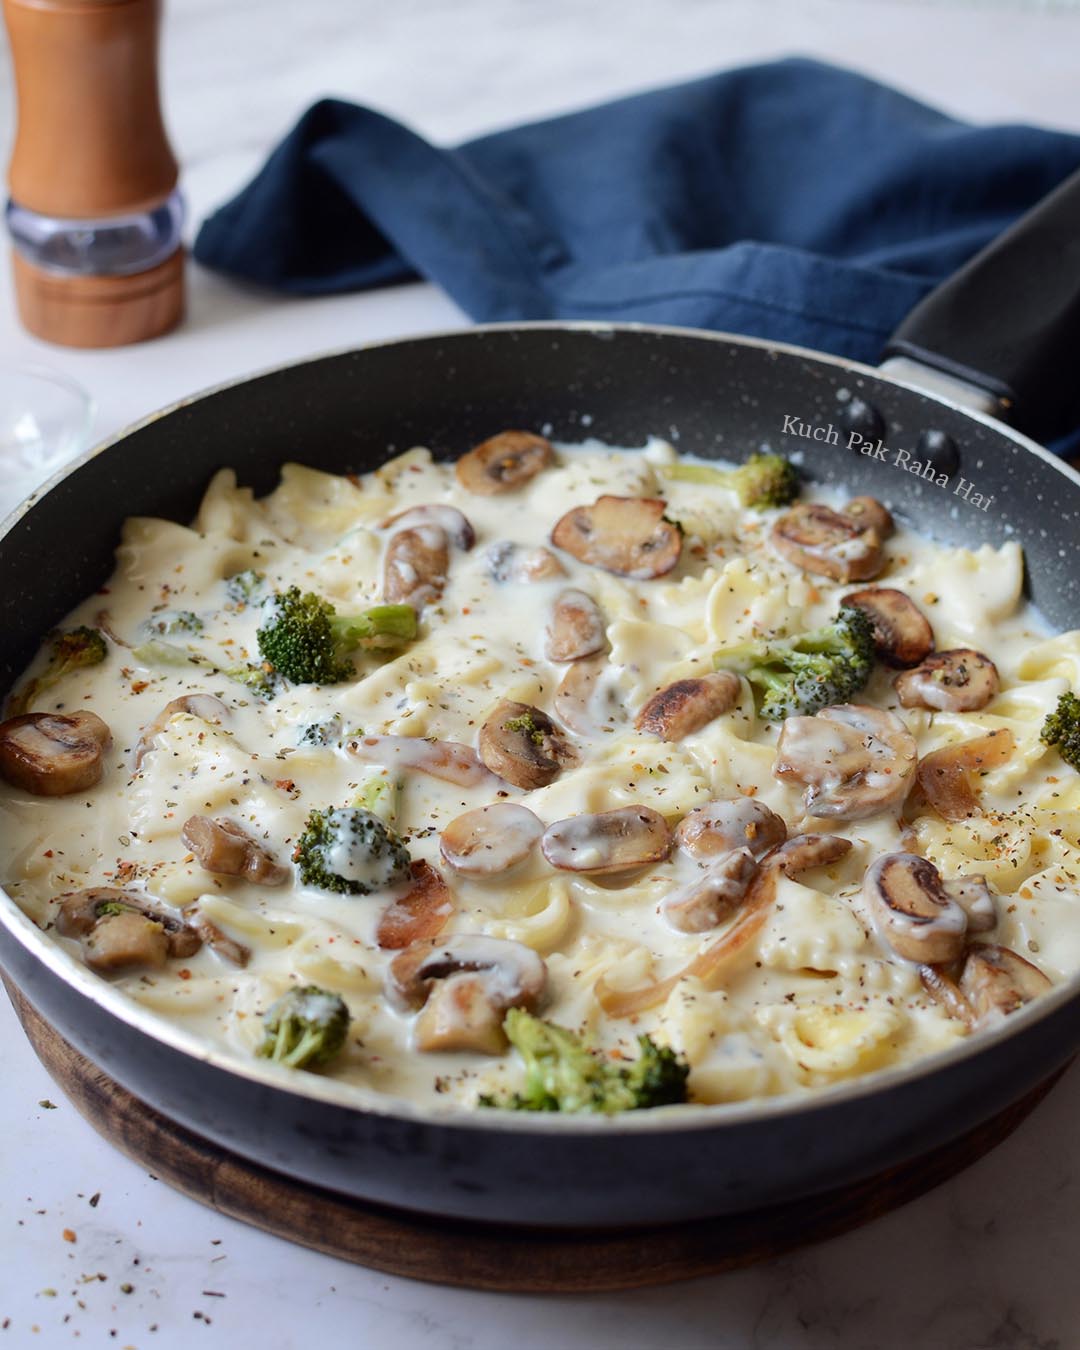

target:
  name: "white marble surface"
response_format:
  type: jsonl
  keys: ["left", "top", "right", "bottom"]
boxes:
{"left": 3, "top": 1, "right": 1080, "bottom": 1345}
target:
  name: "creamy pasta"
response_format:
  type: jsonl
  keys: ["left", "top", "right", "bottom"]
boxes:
{"left": 1, "top": 433, "right": 1077, "bottom": 1112}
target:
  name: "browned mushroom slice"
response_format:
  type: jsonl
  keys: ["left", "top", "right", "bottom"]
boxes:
{"left": 440, "top": 802, "right": 544, "bottom": 877}
{"left": 545, "top": 589, "right": 606, "bottom": 663}
{"left": 348, "top": 734, "right": 493, "bottom": 787}
{"left": 554, "top": 655, "right": 622, "bottom": 738}
{"left": 477, "top": 700, "right": 575, "bottom": 790}
{"left": 895, "top": 648, "right": 999, "bottom": 712}
{"left": 380, "top": 504, "right": 475, "bottom": 550}
{"left": 771, "top": 503, "right": 883, "bottom": 582}
{"left": 842, "top": 496, "right": 895, "bottom": 539}
{"left": 551, "top": 496, "right": 682, "bottom": 579}
{"left": 456, "top": 431, "right": 554, "bottom": 495}
{"left": 675, "top": 798, "right": 788, "bottom": 860}
{"left": 959, "top": 943, "right": 1051, "bottom": 1024}
{"left": 386, "top": 934, "right": 547, "bottom": 1053}
{"left": 768, "top": 832, "right": 853, "bottom": 876}
{"left": 841, "top": 588, "right": 934, "bottom": 668}
{"left": 185, "top": 914, "right": 251, "bottom": 967}
{"left": 376, "top": 860, "right": 455, "bottom": 950}
{"left": 662, "top": 848, "right": 759, "bottom": 934}
{"left": 181, "top": 815, "right": 290, "bottom": 886}
{"left": 0, "top": 710, "right": 111, "bottom": 796}
{"left": 943, "top": 875, "right": 996, "bottom": 932}
{"left": 916, "top": 728, "right": 1015, "bottom": 822}
{"left": 918, "top": 964, "right": 976, "bottom": 1030}
{"left": 133, "top": 693, "right": 228, "bottom": 771}
{"left": 635, "top": 672, "right": 740, "bottom": 742}
{"left": 54, "top": 887, "right": 202, "bottom": 970}
{"left": 862, "top": 853, "right": 968, "bottom": 964}
{"left": 382, "top": 524, "right": 450, "bottom": 607}
{"left": 541, "top": 806, "right": 671, "bottom": 875}
{"left": 486, "top": 541, "right": 566, "bottom": 583}
{"left": 774, "top": 704, "right": 917, "bottom": 819}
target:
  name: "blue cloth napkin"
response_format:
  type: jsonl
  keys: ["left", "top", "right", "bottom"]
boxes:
{"left": 194, "top": 56, "right": 1080, "bottom": 385}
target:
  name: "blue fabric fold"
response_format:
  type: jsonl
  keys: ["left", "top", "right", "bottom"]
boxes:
{"left": 194, "top": 57, "right": 1080, "bottom": 413}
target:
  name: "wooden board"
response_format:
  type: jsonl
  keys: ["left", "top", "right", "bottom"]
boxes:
{"left": 7, "top": 983, "right": 1066, "bottom": 1293}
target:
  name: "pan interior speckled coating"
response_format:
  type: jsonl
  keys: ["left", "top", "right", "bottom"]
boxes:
{"left": 2, "top": 322, "right": 1080, "bottom": 1225}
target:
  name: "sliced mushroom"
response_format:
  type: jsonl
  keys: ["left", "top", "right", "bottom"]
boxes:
{"left": 943, "top": 875, "right": 996, "bottom": 933}
{"left": 767, "top": 832, "right": 853, "bottom": 877}
{"left": 477, "top": 700, "right": 576, "bottom": 790}
{"left": 185, "top": 914, "right": 251, "bottom": 967}
{"left": 916, "top": 728, "right": 1015, "bottom": 821}
{"left": 842, "top": 588, "right": 934, "bottom": 668}
{"left": 771, "top": 503, "right": 884, "bottom": 583}
{"left": 775, "top": 704, "right": 917, "bottom": 819}
{"left": 662, "top": 848, "right": 758, "bottom": 934}
{"left": 862, "top": 853, "right": 969, "bottom": 964}
{"left": 545, "top": 589, "right": 606, "bottom": 663}
{"left": 551, "top": 496, "right": 682, "bottom": 579}
{"left": 918, "top": 964, "right": 976, "bottom": 1030}
{"left": 133, "top": 693, "right": 228, "bottom": 771}
{"left": 54, "top": 887, "right": 202, "bottom": 972}
{"left": 675, "top": 798, "right": 788, "bottom": 860}
{"left": 376, "top": 860, "right": 455, "bottom": 951}
{"left": 485, "top": 541, "right": 566, "bottom": 583}
{"left": 554, "top": 655, "right": 622, "bottom": 738}
{"left": 380, "top": 504, "right": 475, "bottom": 551}
{"left": 842, "top": 496, "right": 895, "bottom": 540}
{"left": 181, "top": 815, "right": 290, "bottom": 886}
{"left": 440, "top": 802, "right": 544, "bottom": 877}
{"left": 959, "top": 943, "right": 1051, "bottom": 1024}
{"left": 541, "top": 805, "right": 671, "bottom": 875}
{"left": 386, "top": 934, "right": 547, "bottom": 1053}
{"left": 635, "top": 672, "right": 740, "bottom": 742}
{"left": 0, "top": 711, "right": 111, "bottom": 796}
{"left": 382, "top": 525, "right": 450, "bottom": 608}
{"left": 455, "top": 431, "right": 554, "bottom": 495}
{"left": 348, "top": 734, "right": 494, "bottom": 787}
{"left": 895, "top": 649, "right": 999, "bottom": 712}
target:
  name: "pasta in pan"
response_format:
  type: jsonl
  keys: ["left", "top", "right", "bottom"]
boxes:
{"left": 1, "top": 432, "right": 1078, "bottom": 1113}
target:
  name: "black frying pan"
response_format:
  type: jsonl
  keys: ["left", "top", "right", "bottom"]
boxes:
{"left": 2, "top": 175, "right": 1080, "bottom": 1230}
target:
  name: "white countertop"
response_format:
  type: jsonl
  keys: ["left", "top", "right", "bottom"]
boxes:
{"left": 3, "top": 1, "right": 1080, "bottom": 1345}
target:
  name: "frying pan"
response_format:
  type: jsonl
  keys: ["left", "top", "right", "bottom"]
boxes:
{"left": 2, "top": 174, "right": 1080, "bottom": 1231}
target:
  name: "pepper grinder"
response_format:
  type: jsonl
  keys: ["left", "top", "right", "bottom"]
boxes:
{"left": 3, "top": 0, "right": 184, "bottom": 347}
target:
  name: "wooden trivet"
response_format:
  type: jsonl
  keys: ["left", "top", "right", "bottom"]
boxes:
{"left": 8, "top": 985, "right": 1064, "bottom": 1293}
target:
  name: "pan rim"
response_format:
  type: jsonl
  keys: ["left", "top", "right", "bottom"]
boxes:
{"left": 2, "top": 318, "right": 1079, "bottom": 1138}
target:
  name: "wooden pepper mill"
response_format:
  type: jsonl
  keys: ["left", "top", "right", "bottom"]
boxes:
{"left": 3, "top": 0, "right": 185, "bottom": 347}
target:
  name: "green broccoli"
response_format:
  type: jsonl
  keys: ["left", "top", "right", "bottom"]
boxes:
{"left": 298, "top": 715, "right": 344, "bottom": 748}
{"left": 294, "top": 805, "right": 411, "bottom": 896}
{"left": 257, "top": 985, "right": 350, "bottom": 1070}
{"left": 225, "top": 569, "right": 269, "bottom": 607}
{"left": 129, "top": 638, "right": 281, "bottom": 701}
{"left": 1041, "top": 691, "right": 1080, "bottom": 772}
{"left": 143, "top": 610, "right": 203, "bottom": 638}
{"left": 353, "top": 771, "right": 400, "bottom": 825}
{"left": 714, "top": 604, "right": 875, "bottom": 722}
{"left": 8, "top": 626, "right": 107, "bottom": 715}
{"left": 659, "top": 452, "right": 800, "bottom": 510}
{"left": 256, "top": 587, "right": 417, "bottom": 685}
{"left": 480, "top": 1009, "right": 689, "bottom": 1114}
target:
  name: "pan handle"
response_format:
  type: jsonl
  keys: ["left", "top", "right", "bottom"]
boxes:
{"left": 881, "top": 167, "right": 1080, "bottom": 443}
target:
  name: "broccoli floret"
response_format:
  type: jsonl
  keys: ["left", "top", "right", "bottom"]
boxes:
{"left": 480, "top": 1009, "right": 689, "bottom": 1114}
{"left": 257, "top": 985, "right": 349, "bottom": 1070}
{"left": 294, "top": 805, "right": 411, "bottom": 895}
{"left": 299, "top": 715, "right": 344, "bottom": 748}
{"left": 353, "top": 771, "right": 400, "bottom": 824}
{"left": 1041, "top": 691, "right": 1080, "bottom": 772}
{"left": 144, "top": 610, "right": 203, "bottom": 637}
{"left": 9, "top": 626, "right": 107, "bottom": 715}
{"left": 715, "top": 604, "right": 875, "bottom": 721}
{"left": 225, "top": 569, "right": 268, "bottom": 607}
{"left": 660, "top": 452, "right": 800, "bottom": 511}
{"left": 256, "top": 588, "right": 417, "bottom": 685}
{"left": 129, "top": 639, "right": 281, "bottom": 701}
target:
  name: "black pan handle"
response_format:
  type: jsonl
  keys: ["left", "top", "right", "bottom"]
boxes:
{"left": 882, "top": 167, "right": 1080, "bottom": 443}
